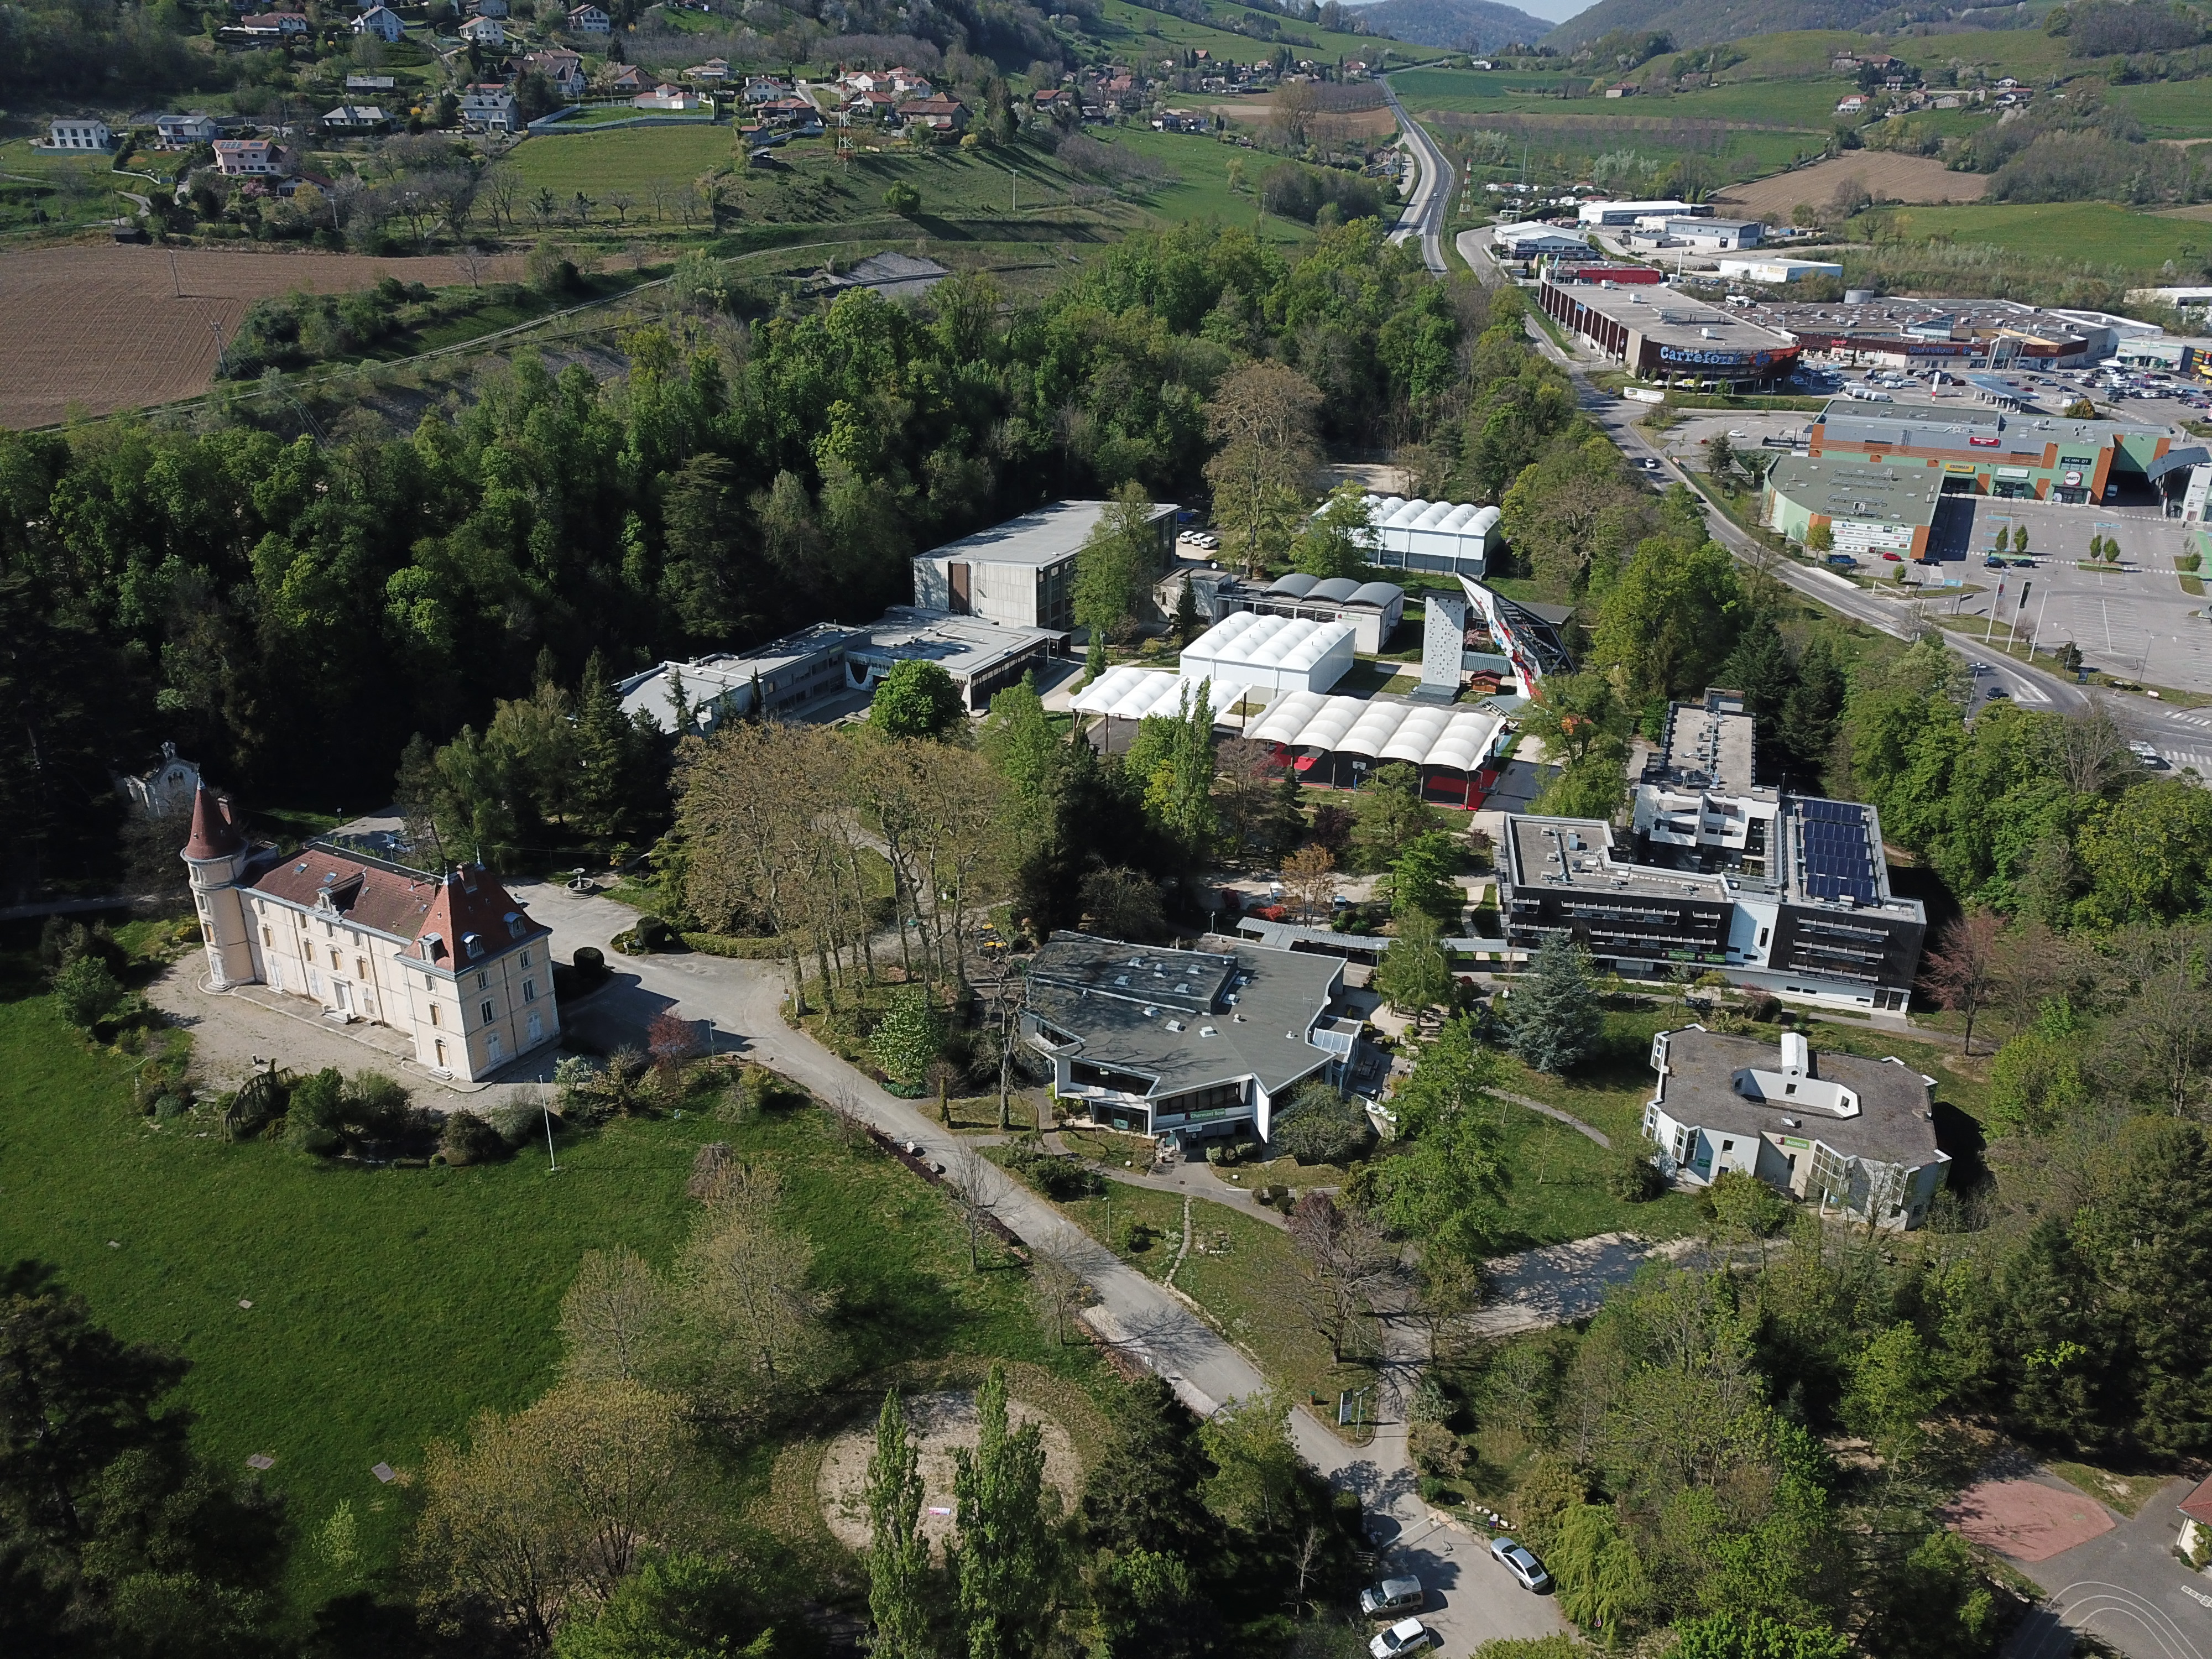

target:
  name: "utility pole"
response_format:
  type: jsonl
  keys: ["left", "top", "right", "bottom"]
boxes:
{"left": 2027, "top": 584, "right": 2051, "bottom": 660}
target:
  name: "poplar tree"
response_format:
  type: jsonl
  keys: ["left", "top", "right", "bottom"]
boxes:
{"left": 952, "top": 1364, "right": 1050, "bottom": 1659}
{"left": 865, "top": 1390, "right": 935, "bottom": 1659}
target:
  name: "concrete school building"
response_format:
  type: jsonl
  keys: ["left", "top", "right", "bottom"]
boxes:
{"left": 909, "top": 499, "right": 1178, "bottom": 633}
{"left": 1644, "top": 1027, "right": 1949, "bottom": 1230}
{"left": 181, "top": 787, "right": 560, "bottom": 1083}
{"left": 1498, "top": 691, "right": 1928, "bottom": 1011}
{"left": 1536, "top": 276, "right": 1801, "bottom": 392}
{"left": 1792, "top": 398, "right": 2184, "bottom": 508}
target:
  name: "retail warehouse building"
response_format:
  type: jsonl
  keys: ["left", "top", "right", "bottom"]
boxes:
{"left": 1538, "top": 277, "right": 1801, "bottom": 392}
{"left": 1499, "top": 691, "right": 1927, "bottom": 1010}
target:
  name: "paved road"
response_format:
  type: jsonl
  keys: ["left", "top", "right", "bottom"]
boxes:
{"left": 517, "top": 880, "right": 1566, "bottom": 1653}
{"left": 1455, "top": 226, "right": 1504, "bottom": 290}
{"left": 1380, "top": 80, "right": 1449, "bottom": 275}
{"left": 2002, "top": 1477, "right": 2212, "bottom": 1659}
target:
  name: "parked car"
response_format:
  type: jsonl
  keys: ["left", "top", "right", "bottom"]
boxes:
{"left": 1881, "top": 551, "right": 1904, "bottom": 562}
{"left": 1360, "top": 1576, "right": 1425, "bottom": 1619}
{"left": 1369, "top": 1618, "right": 1439, "bottom": 1657}
{"left": 1490, "top": 1536, "right": 1553, "bottom": 1592}
{"left": 1983, "top": 685, "right": 2010, "bottom": 700}
{"left": 1824, "top": 554, "right": 1857, "bottom": 570}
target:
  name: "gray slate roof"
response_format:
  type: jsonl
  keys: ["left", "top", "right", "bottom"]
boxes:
{"left": 1025, "top": 931, "right": 1342, "bottom": 1097}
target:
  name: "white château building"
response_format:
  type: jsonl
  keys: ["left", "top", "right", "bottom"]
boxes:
{"left": 181, "top": 786, "right": 559, "bottom": 1082}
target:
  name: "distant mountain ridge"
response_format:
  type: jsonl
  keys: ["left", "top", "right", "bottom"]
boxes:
{"left": 1540, "top": 0, "right": 1906, "bottom": 50}
{"left": 1354, "top": 0, "right": 1557, "bottom": 49}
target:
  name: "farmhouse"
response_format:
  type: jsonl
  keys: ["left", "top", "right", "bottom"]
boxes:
{"left": 911, "top": 499, "right": 1177, "bottom": 633}
{"left": 1021, "top": 931, "right": 1349, "bottom": 1142}
{"left": 1644, "top": 1029, "right": 1947, "bottom": 1229}
{"left": 897, "top": 97, "right": 968, "bottom": 133}
{"left": 238, "top": 11, "right": 310, "bottom": 33}
{"left": 181, "top": 787, "right": 559, "bottom": 1083}
{"left": 46, "top": 118, "right": 112, "bottom": 150}
{"left": 352, "top": 5, "right": 404, "bottom": 41}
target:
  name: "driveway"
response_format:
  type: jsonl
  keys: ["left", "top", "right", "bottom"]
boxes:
{"left": 2001, "top": 1477, "right": 2212, "bottom": 1659}
{"left": 515, "top": 880, "right": 1566, "bottom": 1653}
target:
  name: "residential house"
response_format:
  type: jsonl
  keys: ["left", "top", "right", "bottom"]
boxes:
{"left": 213, "top": 138, "right": 288, "bottom": 175}
{"left": 47, "top": 117, "right": 112, "bottom": 150}
{"left": 2174, "top": 1477, "right": 2212, "bottom": 1568}
{"left": 896, "top": 96, "right": 967, "bottom": 133}
{"left": 352, "top": 4, "right": 403, "bottom": 41}
{"left": 1032, "top": 87, "right": 1066, "bottom": 109}
{"left": 344, "top": 73, "right": 395, "bottom": 92}
{"left": 1605, "top": 80, "right": 1636, "bottom": 96}
{"left": 181, "top": 787, "right": 560, "bottom": 1084}
{"left": 684, "top": 56, "right": 731, "bottom": 81}
{"left": 460, "top": 14, "right": 504, "bottom": 43}
{"left": 565, "top": 2, "right": 611, "bottom": 31}
{"left": 633, "top": 83, "right": 702, "bottom": 109}
{"left": 322, "top": 104, "right": 389, "bottom": 132}
{"left": 1643, "top": 1027, "right": 1949, "bottom": 1230}
{"left": 1020, "top": 931, "right": 1350, "bottom": 1144}
{"left": 758, "top": 96, "right": 819, "bottom": 128}
{"left": 846, "top": 88, "right": 898, "bottom": 118}
{"left": 460, "top": 84, "right": 519, "bottom": 131}
{"left": 607, "top": 64, "right": 645, "bottom": 91}
{"left": 238, "top": 11, "right": 310, "bottom": 33}
{"left": 1150, "top": 111, "right": 1205, "bottom": 132}
{"left": 743, "top": 74, "right": 792, "bottom": 102}
{"left": 1835, "top": 93, "right": 1868, "bottom": 113}
{"left": 469, "top": 0, "right": 510, "bottom": 14}
{"left": 524, "top": 50, "right": 588, "bottom": 98}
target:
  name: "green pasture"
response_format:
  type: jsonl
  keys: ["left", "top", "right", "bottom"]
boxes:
{"left": 507, "top": 121, "right": 739, "bottom": 194}
{"left": 0, "top": 984, "right": 1089, "bottom": 1613}
{"left": 1089, "top": 0, "right": 1434, "bottom": 67}
{"left": 1851, "top": 200, "right": 2212, "bottom": 272}
{"left": 2107, "top": 79, "right": 2212, "bottom": 142}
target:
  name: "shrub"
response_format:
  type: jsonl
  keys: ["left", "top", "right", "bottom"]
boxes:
{"left": 870, "top": 987, "right": 945, "bottom": 1087}
{"left": 489, "top": 1097, "right": 545, "bottom": 1146}
{"left": 1408, "top": 1420, "right": 1468, "bottom": 1479}
{"left": 439, "top": 1110, "right": 507, "bottom": 1166}
{"left": 882, "top": 181, "right": 921, "bottom": 216}
{"left": 571, "top": 945, "right": 609, "bottom": 988}
{"left": 286, "top": 1067, "right": 346, "bottom": 1154}
{"left": 51, "top": 956, "right": 126, "bottom": 1030}
{"left": 1268, "top": 1082, "right": 1374, "bottom": 1166}
{"left": 1115, "top": 1215, "right": 1155, "bottom": 1253}
{"left": 1001, "top": 1142, "right": 1103, "bottom": 1199}
{"left": 1605, "top": 1141, "right": 1665, "bottom": 1202}
{"left": 1741, "top": 990, "right": 1782, "bottom": 1024}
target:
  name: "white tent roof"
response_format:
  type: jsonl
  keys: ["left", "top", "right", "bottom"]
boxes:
{"left": 1363, "top": 496, "right": 1501, "bottom": 538}
{"left": 1069, "top": 666, "right": 1247, "bottom": 721}
{"left": 1246, "top": 694, "right": 1505, "bottom": 771}
{"left": 1181, "top": 612, "right": 1354, "bottom": 672}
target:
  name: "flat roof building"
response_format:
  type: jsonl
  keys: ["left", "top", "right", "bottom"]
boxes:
{"left": 1712, "top": 255, "right": 1843, "bottom": 285}
{"left": 1493, "top": 221, "right": 1591, "bottom": 255}
{"left": 1578, "top": 199, "right": 1709, "bottom": 226}
{"left": 1499, "top": 690, "right": 1926, "bottom": 1010}
{"left": 1807, "top": 398, "right": 2179, "bottom": 505}
{"left": 1538, "top": 278, "right": 1800, "bottom": 391}
{"left": 911, "top": 499, "right": 1176, "bottom": 633}
{"left": 1760, "top": 453, "right": 1941, "bottom": 559}
{"left": 1022, "top": 930, "right": 1347, "bottom": 1142}
{"left": 1731, "top": 295, "right": 2103, "bottom": 368}
{"left": 1645, "top": 1027, "right": 1948, "bottom": 1230}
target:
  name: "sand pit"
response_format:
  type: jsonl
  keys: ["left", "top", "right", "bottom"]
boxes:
{"left": 817, "top": 1390, "right": 1081, "bottom": 1554}
{"left": 1942, "top": 1477, "right": 2116, "bottom": 1562}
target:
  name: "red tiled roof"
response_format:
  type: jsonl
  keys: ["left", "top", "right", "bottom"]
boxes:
{"left": 251, "top": 850, "right": 441, "bottom": 941}
{"left": 182, "top": 784, "right": 246, "bottom": 860}
{"left": 413, "top": 864, "right": 550, "bottom": 969}
{"left": 2180, "top": 1475, "right": 2212, "bottom": 1524}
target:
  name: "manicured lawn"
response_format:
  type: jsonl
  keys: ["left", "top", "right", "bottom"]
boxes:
{"left": 1850, "top": 201, "right": 2212, "bottom": 274}
{"left": 1061, "top": 1180, "right": 1188, "bottom": 1282}
{"left": 0, "top": 988, "right": 1093, "bottom": 1615}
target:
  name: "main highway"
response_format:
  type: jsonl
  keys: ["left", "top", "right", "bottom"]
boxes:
{"left": 1381, "top": 75, "right": 1449, "bottom": 275}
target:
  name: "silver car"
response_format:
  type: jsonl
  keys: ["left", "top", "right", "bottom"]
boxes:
{"left": 1360, "top": 1575, "right": 1425, "bottom": 1618}
{"left": 1490, "top": 1536, "right": 1553, "bottom": 1592}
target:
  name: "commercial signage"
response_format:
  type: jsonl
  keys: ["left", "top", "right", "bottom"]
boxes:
{"left": 1943, "top": 462, "right": 1978, "bottom": 474}
{"left": 1657, "top": 346, "right": 1787, "bottom": 368}
{"left": 2059, "top": 455, "right": 2095, "bottom": 466}
{"left": 2063, "top": 471, "right": 2082, "bottom": 486}
{"left": 1969, "top": 435, "right": 2000, "bottom": 447}
{"left": 1996, "top": 467, "right": 2032, "bottom": 479}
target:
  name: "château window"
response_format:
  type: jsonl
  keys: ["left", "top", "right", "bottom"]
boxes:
{"left": 480, "top": 999, "right": 496, "bottom": 1024}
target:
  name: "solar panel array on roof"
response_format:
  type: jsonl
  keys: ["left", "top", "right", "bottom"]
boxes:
{"left": 1798, "top": 800, "right": 1881, "bottom": 903}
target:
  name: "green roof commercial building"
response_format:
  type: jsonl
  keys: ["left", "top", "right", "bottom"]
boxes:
{"left": 1761, "top": 453, "right": 1941, "bottom": 560}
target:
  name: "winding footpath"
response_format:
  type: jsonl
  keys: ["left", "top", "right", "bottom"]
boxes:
{"left": 515, "top": 879, "right": 1566, "bottom": 1650}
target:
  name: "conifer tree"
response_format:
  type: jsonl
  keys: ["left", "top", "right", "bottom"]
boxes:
{"left": 1507, "top": 932, "right": 1603, "bottom": 1075}
{"left": 866, "top": 1389, "right": 934, "bottom": 1659}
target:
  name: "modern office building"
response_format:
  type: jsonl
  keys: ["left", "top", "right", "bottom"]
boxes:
{"left": 1537, "top": 278, "right": 1801, "bottom": 391}
{"left": 1802, "top": 398, "right": 2183, "bottom": 505}
{"left": 1644, "top": 1027, "right": 1949, "bottom": 1230}
{"left": 1497, "top": 691, "right": 1927, "bottom": 1010}
{"left": 910, "top": 500, "right": 1177, "bottom": 633}
{"left": 1022, "top": 931, "right": 1349, "bottom": 1142}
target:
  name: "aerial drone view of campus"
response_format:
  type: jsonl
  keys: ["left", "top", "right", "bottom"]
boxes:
{"left": 8, "top": 0, "right": 2212, "bottom": 1652}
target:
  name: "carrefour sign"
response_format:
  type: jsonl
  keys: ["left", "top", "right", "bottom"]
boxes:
{"left": 1657, "top": 346, "right": 1780, "bottom": 367}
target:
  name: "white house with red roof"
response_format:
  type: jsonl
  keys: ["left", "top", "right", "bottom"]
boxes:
{"left": 181, "top": 786, "right": 559, "bottom": 1082}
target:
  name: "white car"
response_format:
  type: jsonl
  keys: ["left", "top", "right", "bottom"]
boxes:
{"left": 1490, "top": 1536, "right": 1553, "bottom": 1592}
{"left": 1369, "top": 1618, "right": 1439, "bottom": 1657}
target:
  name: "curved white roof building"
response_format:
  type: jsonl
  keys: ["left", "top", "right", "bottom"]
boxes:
{"left": 1178, "top": 613, "right": 1356, "bottom": 696}
{"left": 1359, "top": 496, "right": 1501, "bottom": 576}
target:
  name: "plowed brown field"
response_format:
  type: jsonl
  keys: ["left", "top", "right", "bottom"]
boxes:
{"left": 1714, "top": 153, "right": 1989, "bottom": 222}
{"left": 0, "top": 244, "right": 524, "bottom": 429}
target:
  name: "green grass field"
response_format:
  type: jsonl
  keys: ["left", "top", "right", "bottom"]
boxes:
{"left": 1089, "top": 0, "right": 1436, "bottom": 67}
{"left": 2107, "top": 79, "right": 2212, "bottom": 142}
{"left": 1851, "top": 200, "right": 2212, "bottom": 272}
{"left": 0, "top": 985, "right": 1093, "bottom": 1614}
{"left": 508, "top": 121, "right": 741, "bottom": 194}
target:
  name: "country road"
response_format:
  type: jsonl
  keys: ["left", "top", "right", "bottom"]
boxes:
{"left": 1381, "top": 79, "right": 1450, "bottom": 275}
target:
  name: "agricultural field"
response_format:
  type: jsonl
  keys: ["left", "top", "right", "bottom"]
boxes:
{"left": 1717, "top": 151, "right": 1990, "bottom": 217}
{"left": 2106, "top": 79, "right": 2212, "bottom": 142}
{"left": 1849, "top": 199, "right": 2212, "bottom": 272}
{"left": 0, "top": 982, "right": 1097, "bottom": 1610}
{"left": 506, "top": 121, "right": 746, "bottom": 196}
{"left": 1087, "top": 0, "right": 1436, "bottom": 67}
{"left": 0, "top": 243, "right": 525, "bottom": 428}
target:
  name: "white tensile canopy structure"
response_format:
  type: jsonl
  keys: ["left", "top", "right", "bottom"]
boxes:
{"left": 1361, "top": 496, "right": 1501, "bottom": 575}
{"left": 1245, "top": 693, "right": 1507, "bottom": 803}
{"left": 1177, "top": 612, "right": 1355, "bottom": 696}
{"left": 1069, "top": 666, "right": 1248, "bottom": 722}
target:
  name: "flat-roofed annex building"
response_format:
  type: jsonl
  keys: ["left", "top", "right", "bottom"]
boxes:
{"left": 180, "top": 787, "right": 559, "bottom": 1082}
{"left": 1645, "top": 1027, "right": 1948, "bottom": 1230}
{"left": 1023, "top": 932, "right": 1348, "bottom": 1141}
{"left": 1808, "top": 398, "right": 2180, "bottom": 505}
{"left": 1760, "top": 453, "right": 1940, "bottom": 558}
{"left": 911, "top": 500, "right": 1176, "bottom": 633}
